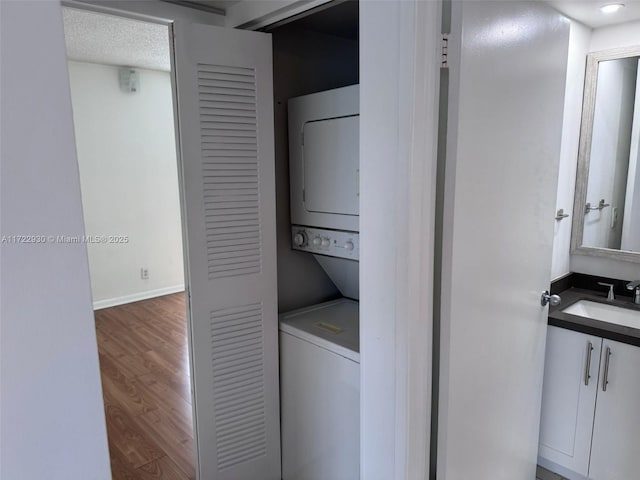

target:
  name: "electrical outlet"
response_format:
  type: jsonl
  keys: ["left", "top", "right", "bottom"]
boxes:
{"left": 140, "top": 267, "right": 149, "bottom": 280}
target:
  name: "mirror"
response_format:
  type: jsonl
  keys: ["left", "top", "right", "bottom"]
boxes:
{"left": 572, "top": 46, "right": 640, "bottom": 262}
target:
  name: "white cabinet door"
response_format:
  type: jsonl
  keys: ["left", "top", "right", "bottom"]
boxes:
{"left": 538, "top": 327, "right": 601, "bottom": 477}
{"left": 589, "top": 339, "right": 640, "bottom": 480}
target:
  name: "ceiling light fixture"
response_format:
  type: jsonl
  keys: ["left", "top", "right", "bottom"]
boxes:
{"left": 600, "top": 3, "right": 625, "bottom": 14}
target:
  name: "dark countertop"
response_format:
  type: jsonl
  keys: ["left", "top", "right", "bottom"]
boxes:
{"left": 549, "top": 287, "right": 640, "bottom": 347}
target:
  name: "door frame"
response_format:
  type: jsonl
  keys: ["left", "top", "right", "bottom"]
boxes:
{"left": 60, "top": 0, "right": 202, "bottom": 475}
{"left": 223, "top": 0, "right": 334, "bottom": 29}
{"left": 61, "top": 1, "right": 442, "bottom": 478}
{"left": 358, "top": 1, "right": 441, "bottom": 478}
{"left": 239, "top": 1, "right": 442, "bottom": 476}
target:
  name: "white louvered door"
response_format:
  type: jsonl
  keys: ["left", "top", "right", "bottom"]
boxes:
{"left": 172, "top": 23, "right": 280, "bottom": 480}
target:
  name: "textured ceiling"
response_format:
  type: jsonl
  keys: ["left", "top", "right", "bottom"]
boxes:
{"left": 62, "top": 8, "right": 171, "bottom": 72}
{"left": 551, "top": 0, "right": 640, "bottom": 28}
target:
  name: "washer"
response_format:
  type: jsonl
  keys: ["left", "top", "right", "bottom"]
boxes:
{"left": 279, "top": 298, "right": 359, "bottom": 480}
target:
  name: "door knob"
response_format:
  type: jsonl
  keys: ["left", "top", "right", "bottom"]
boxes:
{"left": 541, "top": 291, "right": 561, "bottom": 307}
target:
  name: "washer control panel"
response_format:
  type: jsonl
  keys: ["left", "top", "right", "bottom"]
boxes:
{"left": 291, "top": 226, "right": 359, "bottom": 261}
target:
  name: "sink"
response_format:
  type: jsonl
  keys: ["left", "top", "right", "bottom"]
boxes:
{"left": 562, "top": 300, "right": 640, "bottom": 329}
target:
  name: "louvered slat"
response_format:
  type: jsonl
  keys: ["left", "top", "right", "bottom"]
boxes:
{"left": 198, "top": 64, "right": 261, "bottom": 280}
{"left": 210, "top": 303, "right": 266, "bottom": 471}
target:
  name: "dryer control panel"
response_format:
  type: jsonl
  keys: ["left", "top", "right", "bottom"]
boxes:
{"left": 291, "top": 226, "right": 359, "bottom": 261}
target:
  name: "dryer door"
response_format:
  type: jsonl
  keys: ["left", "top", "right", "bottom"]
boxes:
{"left": 303, "top": 115, "right": 359, "bottom": 217}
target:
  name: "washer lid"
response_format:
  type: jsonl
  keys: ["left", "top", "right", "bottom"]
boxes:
{"left": 279, "top": 298, "right": 359, "bottom": 362}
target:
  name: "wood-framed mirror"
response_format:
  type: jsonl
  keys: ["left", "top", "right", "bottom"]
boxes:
{"left": 571, "top": 45, "right": 640, "bottom": 263}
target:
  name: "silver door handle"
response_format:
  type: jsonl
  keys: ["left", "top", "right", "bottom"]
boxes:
{"left": 555, "top": 208, "right": 570, "bottom": 220}
{"left": 584, "top": 341, "right": 593, "bottom": 386}
{"left": 541, "top": 291, "right": 561, "bottom": 307}
{"left": 602, "top": 346, "right": 612, "bottom": 392}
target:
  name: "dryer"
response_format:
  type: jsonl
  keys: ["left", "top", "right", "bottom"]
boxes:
{"left": 288, "top": 84, "right": 359, "bottom": 233}
{"left": 287, "top": 84, "right": 360, "bottom": 299}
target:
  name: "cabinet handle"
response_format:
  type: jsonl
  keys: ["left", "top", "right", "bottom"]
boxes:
{"left": 602, "top": 346, "right": 612, "bottom": 392}
{"left": 584, "top": 341, "right": 594, "bottom": 386}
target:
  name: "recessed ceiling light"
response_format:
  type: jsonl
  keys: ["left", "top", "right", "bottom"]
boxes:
{"left": 600, "top": 3, "right": 625, "bottom": 14}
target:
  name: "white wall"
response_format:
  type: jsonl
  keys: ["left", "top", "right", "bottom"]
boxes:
{"left": 590, "top": 20, "right": 640, "bottom": 51}
{"left": 68, "top": 61, "right": 184, "bottom": 308}
{"left": 582, "top": 57, "right": 636, "bottom": 249}
{"left": 551, "top": 20, "right": 591, "bottom": 280}
{"left": 572, "top": 254, "right": 640, "bottom": 280}
{"left": 0, "top": 2, "right": 111, "bottom": 479}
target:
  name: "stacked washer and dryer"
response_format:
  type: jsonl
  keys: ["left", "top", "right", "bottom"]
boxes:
{"left": 279, "top": 84, "right": 360, "bottom": 480}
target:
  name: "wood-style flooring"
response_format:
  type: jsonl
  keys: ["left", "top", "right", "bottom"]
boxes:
{"left": 536, "top": 466, "right": 568, "bottom": 480}
{"left": 95, "top": 292, "right": 195, "bottom": 480}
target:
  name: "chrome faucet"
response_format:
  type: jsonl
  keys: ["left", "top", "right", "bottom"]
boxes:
{"left": 598, "top": 282, "right": 615, "bottom": 300}
{"left": 626, "top": 281, "right": 640, "bottom": 305}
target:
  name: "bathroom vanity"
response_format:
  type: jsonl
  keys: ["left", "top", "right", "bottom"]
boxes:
{"left": 538, "top": 286, "right": 640, "bottom": 480}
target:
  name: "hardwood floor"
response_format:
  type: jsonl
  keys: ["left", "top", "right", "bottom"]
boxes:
{"left": 95, "top": 293, "right": 195, "bottom": 480}
{"left": 536, "top": 466, "right": 568, "bottom": 480}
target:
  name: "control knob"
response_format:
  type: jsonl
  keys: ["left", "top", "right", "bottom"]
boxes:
{"left": 293, "top": 231, "right": 307, "bottom": 247}
{"left": 312, "top": 236, "right": 322, "bottom": 246}
{"left": 321, "top": 237, "right": 330, "bottom": 247}
{"left": 344, "top": 241, "right": 354, "bottom": 251}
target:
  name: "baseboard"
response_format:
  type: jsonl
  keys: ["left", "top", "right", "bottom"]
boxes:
{"left": 93, "top": 285, "right": 185, "bottom": 310}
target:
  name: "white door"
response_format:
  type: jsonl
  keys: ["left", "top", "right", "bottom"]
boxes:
{"left": 172, "top": 23, "right": 280, "bottom": 480}
{"left": 589, "top": 339, "right": 640, "bottom": 480}
{"left": 538, "top": 327, "right": 601, "bottom": 476}
{"left": 437, "top": 2, "right": 570, "bottom": 478}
